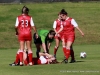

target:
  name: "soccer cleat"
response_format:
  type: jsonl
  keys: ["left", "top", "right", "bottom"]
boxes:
{"left": 54, "top": 55, "right": 56, "bottom": 58}
{"left": 69, "top": 60, "right": 76, "bottom": 63}
{"left": 9, "top": 63, "right": 19, "bottom": 66}
{"left": 29, "top": 62, "right": 33, "bottom": 66}
{"left": 20, "top": 62, "right": 23, "bottom": 66}
{"left": 61, "top": 59, "right": 68, "bottom": 64}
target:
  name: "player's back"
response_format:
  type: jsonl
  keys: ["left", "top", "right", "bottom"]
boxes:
{"left": 17, "top": 14, "right": 32, "bottom": 34}
{"left": 38, "top": 30, "right": 49, "bottom": 37}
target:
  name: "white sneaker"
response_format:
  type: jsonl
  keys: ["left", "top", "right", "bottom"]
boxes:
{"left": 29, "top": 62, "right": 33, "bottom": 66}
{"left": 20, "top": 62, "right": 23, "bottom": 66}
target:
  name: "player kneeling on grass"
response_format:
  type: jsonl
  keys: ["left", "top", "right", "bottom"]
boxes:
{"left": 9, "top": 49, "right": 58, "bottom": 66}
{"left": 33, "top": 29, "right": 56, "bottom": 58}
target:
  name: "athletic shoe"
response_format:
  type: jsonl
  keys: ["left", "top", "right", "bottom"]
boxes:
{"left": 29, "top": 62, "right": 33, "bottom": 66}
{"left": 20, "top": 62, "right": 23, "bottom": 66}
{"left": 54, "top": 55, "right": 56, "bottom": 58}
{"left": 69, "top": 60, "right": 76, "bottom": 63}
{"left": 61, "top": 59, "right": 68, "bottom": 64}
{"left": 9, "top": 63, "right": 19, "bottom": 66}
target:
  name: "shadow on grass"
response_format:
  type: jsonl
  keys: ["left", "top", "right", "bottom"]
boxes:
{"left": 76, "top": 60, "right": 85, "bottom": 63}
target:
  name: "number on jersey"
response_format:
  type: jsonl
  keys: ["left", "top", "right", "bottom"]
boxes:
{"left": 21, "top": 20, "right": 28, "bottom": 27}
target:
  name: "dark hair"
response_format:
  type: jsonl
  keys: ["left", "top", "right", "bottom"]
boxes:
{"left": 49, "top": 30, "right": 56, "bottom": 36}
{"left": 60, "top": 9, "right": 68, "bottom": 15}
{"left": 22, "top": 6, "right": 29, "bottom": 14}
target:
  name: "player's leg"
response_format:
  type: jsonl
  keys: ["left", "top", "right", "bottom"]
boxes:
{"left": 70, "top": 45, "right": 76, "bottom": 63}
{"left": 9, "top": 49, "right": 20, "bottom": 66}
{"left": 65, "top": 41, "right": 73, "bottom": 60}
{"left": 19, "top": 41, "right": 24, "bottom": 66}
{"left": 33, "top": 33, "right": 41, "bottom": 58}
{"left": 14, "top": 49, "right": 20, "bottom": 65}
{"left": 35, "top": 44, "right": 41, "bottom": 58}
{"left": 61, "top": 38, "right": 69, "bottom": 63}
{"left": 26, "top": 41, "right": 33, "bottom": 65}
{"left": 54, "top": 38, "right": 60, "bottom": 58}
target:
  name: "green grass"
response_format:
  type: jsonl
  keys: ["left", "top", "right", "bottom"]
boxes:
{"left": 0, "top": 2, "right": 100, "bottom": 48}
{"left": 0, "top": 2, "right": 100, "bottom": 75}
{"left": 0, "top": 44, "right": 100, "bottom": 75}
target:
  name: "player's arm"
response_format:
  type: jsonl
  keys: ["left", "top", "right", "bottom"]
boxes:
{"left": 39, "top": 52, "right": 52, "bottom": 58}
{"left": 53, "top": 21, "right": 63, "bottom": 35}
{"left": 53, "top": 21, "right": 57, "bottom": 33}
{"left": 75, "top": 26, "right": 84, "bottom": 36}
{"left": 31, "top": 17, "right": 37, "bottom": 33}
{"left": 47, "top": 42, "right": 51, "bottom": 50}
{"left": 15, "top": 27, "right": 18, "bottom": 35}
{"left": 71, "top": 19, "right": 84, "bottom": 36}
{"left": 32, "top": 26, "right": 37, "bottom": 33}
{"left": 15, "top": 17, "right": 19, "bottom": 35}
{"left": 56, "top": 24, "right": 63, "bottom": 34}
{"left": 42, "top": 43, "right": 47, "bottom": 53}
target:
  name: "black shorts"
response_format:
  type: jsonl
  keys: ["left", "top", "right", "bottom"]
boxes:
{"left": 33, "top": 33, "right": 42, "bottom": 44}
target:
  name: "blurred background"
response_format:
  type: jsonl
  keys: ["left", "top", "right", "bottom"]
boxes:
{"left": 0, "top": 0, "right": 99, "bottom": 3}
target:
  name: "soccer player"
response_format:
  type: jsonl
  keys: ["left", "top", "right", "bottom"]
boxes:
{"left": 59, "top": 9, "right": 84, "bottom": 63}
{"left": 33, "top": 30, "right": 56, "bottom": 58}
{"left": 53, "top": 13, "right": 63, "bottom": 58}
{"left": 9, "top": 50, "right": 57, "bottom": 66}
{"left": 24, "top": 52, "right": 57, "bottom": 65}
{"left": 15, "top": 6, "right": 37, "bottom": 66}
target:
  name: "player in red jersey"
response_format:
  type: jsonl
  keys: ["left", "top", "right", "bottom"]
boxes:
{"left": 23, "top": 51, "right": 57, "bottom": 65}
{"left": 53, "top": 13, "right": 63, "bottom": 58}
{"left": 9, "top": 49, "right": 58, "bottom": 66}
{"left": 58, "top": 9, "right": 84, "bottom": 63}
{"left": 15, "top": 6, "right": 37, "bottom": 66}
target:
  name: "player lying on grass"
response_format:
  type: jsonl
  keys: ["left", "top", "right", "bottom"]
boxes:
{"left": 9, "top": 49, "right": 58, "bottom": 66}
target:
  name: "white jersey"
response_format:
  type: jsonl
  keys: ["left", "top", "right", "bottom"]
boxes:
{"left": 39, "top": 56, "right": 48, "bottom": 64}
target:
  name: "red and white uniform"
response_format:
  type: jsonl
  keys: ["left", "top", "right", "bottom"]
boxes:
{"left": 61, "top": 17, "right": 78, "bottom": 42}
{"left": 15, "top": 14, "right": 34, "bottom": 41}
{"left": 24, "top": 56, "right": 49, "bottom": 65}
{"left": 38, "top": 56, "right": 48, "bottom": 64}
{"left": 53, "top": 19, "right": 63, "bottom": 40}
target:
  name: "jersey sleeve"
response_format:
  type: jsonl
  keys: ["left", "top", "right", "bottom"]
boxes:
{"left": 39, "top": 56, "right": 47, "bottom": 64}
{"left": 40, "top": 35, "right": 46, "bottom": 43}
{"left": 30, "top": 17, "right": 35, "bottom": 26}
{"left": 53, "top": 21, "right": 57, "bottom": 28}
{"left": 71, "top": 19, "right": 78, "bottom": 27}
{"left": 15, "top": 17, "right": 19, "bottom": 27}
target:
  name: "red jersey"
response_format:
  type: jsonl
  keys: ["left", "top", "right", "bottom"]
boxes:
{"left": 16, "top": 14, "right": 33, "bottom": 41}
{"left": 62, "top": 18, "right": 75, "bottom": 35}
{"left": 53, "top": 19, "right": 63, "bottom": 39}
{"left": 55, "top": 19, "right": 62, "bottom": 31}
{"left": 61, "top": 18, "right": 75, "bottom": 42}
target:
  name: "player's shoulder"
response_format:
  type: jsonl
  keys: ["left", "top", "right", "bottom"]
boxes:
{"left": 17, "top": 14, "right": 32, "bottom": 18}
{"left": 55, "top": 19, "right": 60, "bottom": 22}
{"left": 17, "top": 14, "right": 22, "bottom": 17}
{"left": 39, "top": 29, "right": 49, "bottom": 32}
{"left": 68, "top": 17, "right": 73, "bottom": 20}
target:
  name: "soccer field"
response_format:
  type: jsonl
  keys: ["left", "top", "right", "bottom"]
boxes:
{"left": 0, "top": 44, "right": 100, "bottom": 75}
{"left": 0, "top": 2, "right": 100, "bottom": 75}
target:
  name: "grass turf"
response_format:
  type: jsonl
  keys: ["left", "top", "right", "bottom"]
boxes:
{"left": 0, "top": 44, "right": 100, "bottom": 75}
{"left": 0, "top": 2, "right": 100, "bottom": 75}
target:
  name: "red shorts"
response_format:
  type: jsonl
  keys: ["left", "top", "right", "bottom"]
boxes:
{"left": 54, "top": 35, "right": 61, "bottom": 41}
{"left": 54, "top": 33, "right": 62, "bottom": 41}
{"left": 61, "top": 34, "right": 75, "bottom": 43}
{"left": 18, "top": 32, "right": 32, "bottom": 41}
